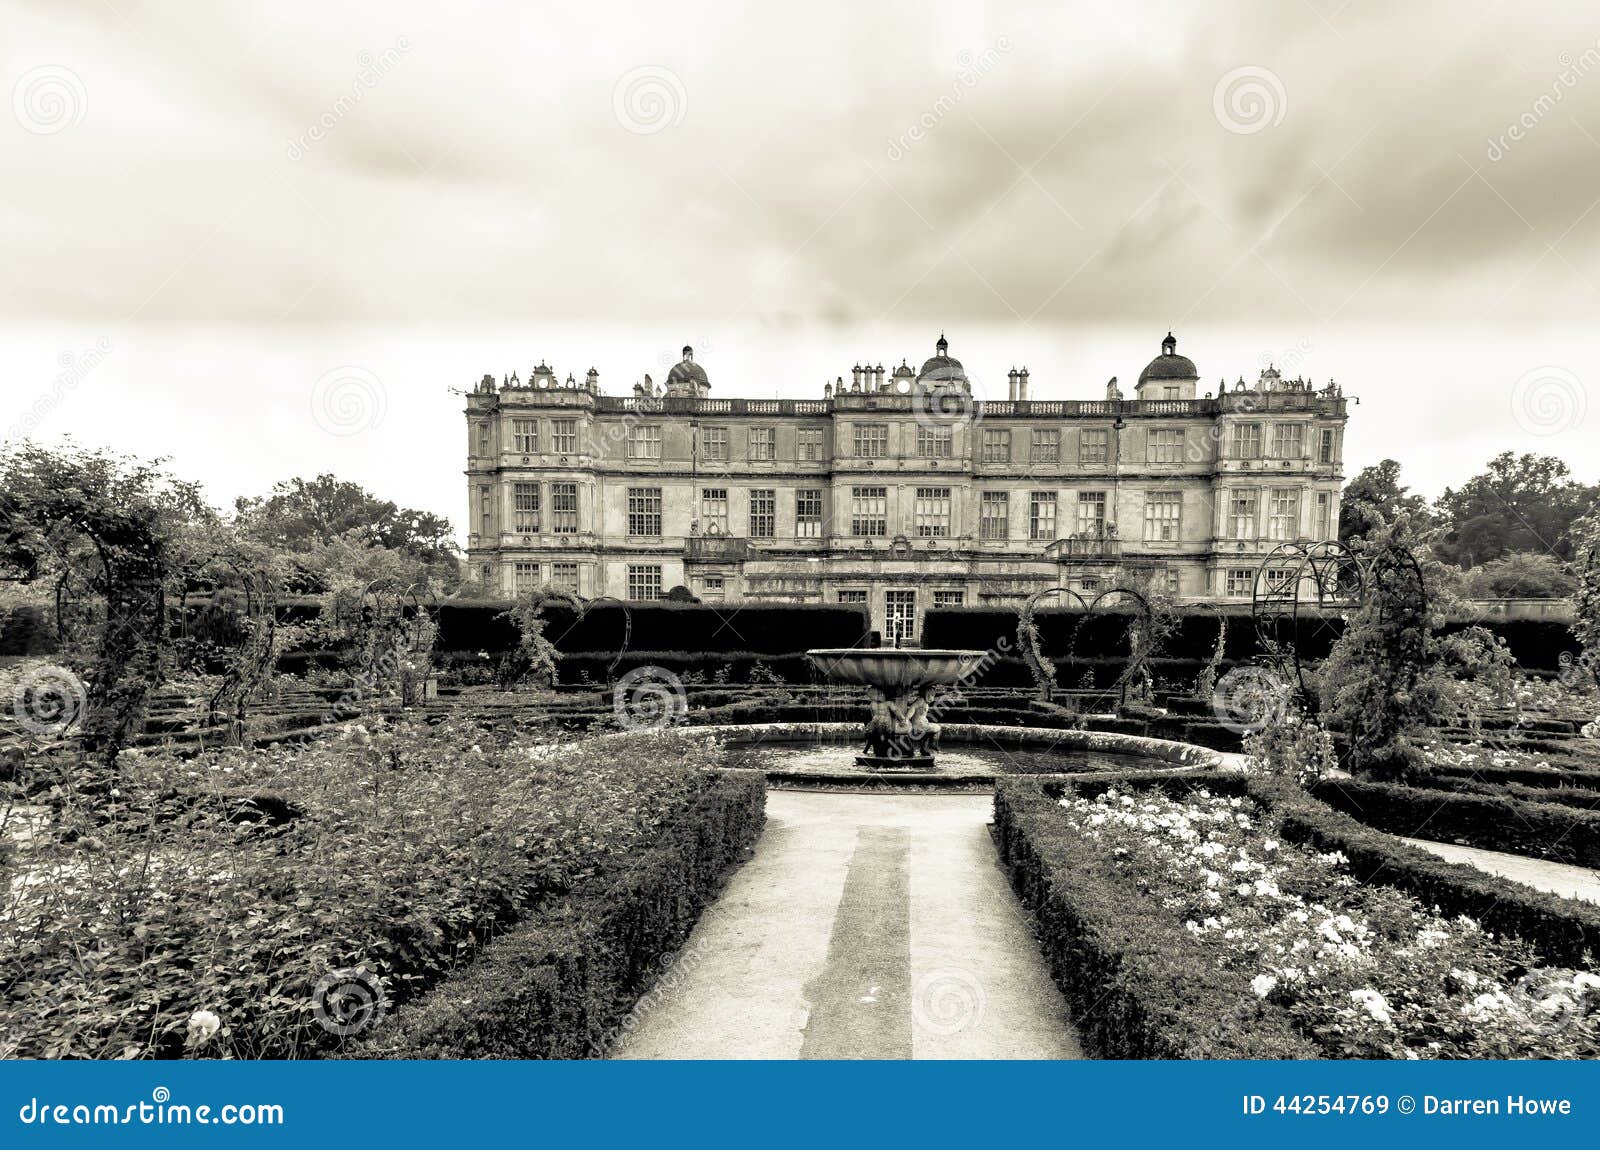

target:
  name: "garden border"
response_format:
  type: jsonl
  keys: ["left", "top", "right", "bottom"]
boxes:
{"left": 353, "top": 772, "right": 766, "bottom": 1059}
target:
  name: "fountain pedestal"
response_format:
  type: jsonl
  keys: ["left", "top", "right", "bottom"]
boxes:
{"left": 807, "top": 648, "right": 989, "bottom": 770}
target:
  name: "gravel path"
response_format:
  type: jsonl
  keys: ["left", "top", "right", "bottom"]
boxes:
{"left": 611, "top": 789, "right": 1082, "bottom": 1060}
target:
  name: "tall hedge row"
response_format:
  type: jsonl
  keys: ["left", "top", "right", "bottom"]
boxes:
{"left": 921, "top": 607, "right": 1580, "bottom": 671}
{"left": 433, "top": 600, "right": 870, "bottom": 656}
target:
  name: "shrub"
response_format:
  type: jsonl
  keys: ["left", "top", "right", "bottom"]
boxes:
{"left": 356, "top": 773, "right": 764, "bottom": 1058}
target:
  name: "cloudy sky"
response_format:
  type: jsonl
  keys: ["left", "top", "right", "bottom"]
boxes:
{"left": 3, "top": 0, "right": 1598, "bottom": 540}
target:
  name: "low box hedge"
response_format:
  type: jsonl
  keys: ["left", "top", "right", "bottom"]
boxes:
{"left": 1425, "top": 759, "right": 1600, "bottom": 792}
{"left": 1261, "top": 776, "right": 1600, "bottom": 968}
{"left": 356, "top": 772, "right": 765, "bottom": 1059}
{"left": 993, "top": 775, "right": 1322, "bottom": 1059}
{"left": 1305, "top": 777, "right": 1600, "bottom": 870}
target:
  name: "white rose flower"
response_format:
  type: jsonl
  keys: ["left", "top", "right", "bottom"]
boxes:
{"left": 1251, "top": 973, "right": 1278, "bottom": 998}
{"left": 187, "top": 1009, "right": 222, "bottom": 1044}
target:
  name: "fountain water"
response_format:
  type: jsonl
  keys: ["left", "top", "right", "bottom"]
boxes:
{"left": 805, "top": 647, "right": 988, "bottom": 769}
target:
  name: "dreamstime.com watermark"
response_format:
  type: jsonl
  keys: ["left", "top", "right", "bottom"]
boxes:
{"left": 310, "top": 364, "right": 387, "bottom": 437}
{"left": 613, "top": 665, "right": 688, "bottom": 730}
{"left": 1487, "top": 38, "right": 1600, "bottom": 162}
{"left": 1212, "top": 66, "right": 1287, "bottom": 135}
{"left": 6, "top": 337, "right": 112, "bottom": 441}
{"left": 17, "top": 1088, "right": 284, "bottom": 1128}
{"left": 285, "top": 39, "right": 411, "bottom": 160}
{"left": 612, "top": 65, "right": 687, "bottom": 135}
{"left": 12, "top": 65, "right": 86, "bottom": 135}
{"left": 1508, "top": 365, "right": 1587, "bottom": 436}
{"left": 886, "top": 38, "right": 1012, "bottom": 160}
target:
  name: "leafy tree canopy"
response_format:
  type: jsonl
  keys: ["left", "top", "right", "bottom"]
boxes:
{"left": 1433, "top": 452, "right": 1599, "bottom": 568}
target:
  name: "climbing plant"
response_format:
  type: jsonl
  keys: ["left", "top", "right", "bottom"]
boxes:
{"left": 0, "top": 444, "right": 200, "bottom": 769}
{"left": 496, "top": 587, "right": 569, "bottom": 690}
{"left": 1195, "top": 610, "right": 1228, "bottom": 701}
{"left": 1571, "top": 512, "right": 1600, "bottom": 694}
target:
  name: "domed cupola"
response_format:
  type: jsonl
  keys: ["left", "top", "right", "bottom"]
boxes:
{"left": 1136, "top": 332, "right": 1199, "bottom": 400}
{"left": 916, "top": 332, "right": 970, "bottom": 388}
{"left": 663, "top": 345, "right": 711, "bottom": 399}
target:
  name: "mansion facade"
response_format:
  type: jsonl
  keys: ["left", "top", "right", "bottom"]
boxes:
{"left": 462, "top": 334, "right": 1349, "bottom": 643}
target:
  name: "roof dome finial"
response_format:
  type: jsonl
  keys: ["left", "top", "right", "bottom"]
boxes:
{"left": 936, "top": 331, "right": 948, "bottom": 355}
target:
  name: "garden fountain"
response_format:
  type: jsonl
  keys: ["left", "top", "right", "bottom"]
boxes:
{"left": 806, "top": 647, "right": 989, "bottom": 769}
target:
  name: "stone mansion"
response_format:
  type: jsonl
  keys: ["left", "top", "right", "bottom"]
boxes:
{"left": 462, "top": 334, "right": 1349, "bottom": 643}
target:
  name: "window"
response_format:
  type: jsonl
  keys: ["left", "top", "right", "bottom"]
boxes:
{"left": 1162, "top": 386, "right": 1180, "bottom": 400}
{"left": 702, "top": 576, "right": 725, "bottom": 602}
{"left": 478, "top": 484, "right": 492, "bottom": 536}
{"left": 749, "top": 426, "right": 775, "bottom": 461}
{"left": 514, "top": 562, "right": 539, "bottom": 593}
{"left": 475, "top": 423, "right": 490, "bottom": 457}
{"left": 627, "top": 565, "right": 663, "bottom": 601}
{"left": 1314, "top": 490, "right": 1333, "bottom": 540}
{"left": 933, "top": 590, "right": 965, "bottom": 608}
{"left": 980, "top": 491, "right": 1009, "bottom": 541}
{"left": 1143, "top": 492, "right": 1182, "bottom": 541}
{"left": 703, "top": 426, "right": 729, "bottom": 461}
{"left": 512, "top": 419, "right": 538, "bottom": 453}
{"left": 854, "top": 423, "right": 889, "bottom": 458}
{"left": 700, "top": 488, "right": 728, "bottom": 535}
{"left": 627, "top": 487, "right": 662, "bottom": 536}
{"left": 837, "top": 589, "right": 869, "bottom": 605}
{"left": 1080, "top": 428, "right": 1109, "bottom": 464}
{"left": 981, "top": 428, "right": 1011, "bottom": 463}
{"left": 916, "top": 425, "right": 952, "bottom": 457}
{"left": 1029, "top": 492, "right": 1057, "bottom": 541}
{"left": 552, "top": 418, "right": 577, "bottom": 454}
{"left": 625, "top": 423, "right": 662, "bottom": 460}
{"left": 796, "top": 489, "right": 824, "bottom": 538}
{"left": 1147, "top": 428, "right": 1183, "bottom": 464}
{"left": 914, "top": 487, "right": 952, "bottom": 537}
{"left": 1264, "top": 567, "right": 1298, "bottom": 595}
{"left": 798, "top": 428, "right": 824, "bottom": 461}
{"left": 1232, "top": 422, "right": 1262, "bottom": 459}
{"left": 1229, "top": 489, "right": 1258, "bottom": 539}
{"left": 513, "top": 482, "right": 540, "bottom": 533}
{"left": 749, "top": 489, "right": 776, "bottom": 538}
{"left": 1076, "top": 577, "right": 1102, "bottom": 594}
{"left": 1162, "top": 567, "right": 1180, "bottom": 595}
{"left": 1031, "top": 428, "right": 1061, "bottom": 463}
{"left": 1268, "top": 487, "right": 1300, "bottom": 540}
{"left": 850, "top": 487, "right": 887, "bottom": 536}
{"left": 1076, "top": 491, "right": 1106, "bottom": 536}
{"left": 1318, "top": 427, "right": 1336, "bottom": 465}
{"left": 551, "top": 482, "right": 578, "bottom": 533}
{"left": 1225, "top": 568, "right": 1255, "bottom": 597}
{"left": 1271, "top": 423, "right": 1304, "bottom": 459}
{"left": 550, "top": 561, "right": 579, "bottom": 594}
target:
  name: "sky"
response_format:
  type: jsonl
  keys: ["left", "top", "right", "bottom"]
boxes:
{"left": 3, "top": 0, "right": 1599, "bottom": 545}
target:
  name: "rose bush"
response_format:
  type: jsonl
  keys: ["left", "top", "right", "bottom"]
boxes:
{"left": 1, "top": 720, "right": 727, "bottom": 1058}
{"left": 1056, "top": 785, "right": 1600, "bottom": 1058}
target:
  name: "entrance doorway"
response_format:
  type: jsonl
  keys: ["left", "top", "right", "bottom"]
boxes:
{"left": 885, "top": 590, "right": 917, "bottom": 646}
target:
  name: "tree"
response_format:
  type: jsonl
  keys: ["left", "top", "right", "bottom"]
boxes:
{"left": 234, "top": 475, "right": 459, "bottom": 591}
{"left": 1433, "top": 453, "right": 1599, "bottom": 568}
{"left": 1461, "top": 551, "right": 1576, "bottom": 600}
{"left": 1339, "top": 460, "right": 1430, "bottom": 545}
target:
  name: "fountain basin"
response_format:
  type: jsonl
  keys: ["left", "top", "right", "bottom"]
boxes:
{"left": 806, "top": 647, "right": 990, "bottom": 770}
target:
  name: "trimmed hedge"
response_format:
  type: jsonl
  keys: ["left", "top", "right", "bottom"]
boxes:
{"left": 922, "top": 607, "right": 1581, "bottom": 672}
{"left": 1425, "top": 759, "right": 1600, "bottom": 792}
{"left": 1263, "top": 776, "right": 1600, "bottom": 968}
{"left": 356, "top": 772, "right": 765, "bottom": 1059}
{"left": 0, "top": 605, "right": 57, "bottom": 656}
{"left": 435, "top": 600, "right": 869, "bottom": 657}
{"left": 993, "top": 774, "right": 1321, "bottom": 1059}
{"left": 1305, "top": 778, "right": 1600, "bottom": 869}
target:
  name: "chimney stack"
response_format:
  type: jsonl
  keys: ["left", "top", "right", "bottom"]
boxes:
{"left": 1018, "top": 367, "right": 1029, "bottom": 400}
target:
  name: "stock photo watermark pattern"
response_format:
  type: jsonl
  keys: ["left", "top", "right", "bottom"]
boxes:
{"left": 612, "top": 66, "right": 687, "bottom": 135}
{"left": 284, "top": 39, "right": 412, "bottom": 160}
{"left": 613, "top": 664, "right": 688, "bottom": 729}
{"left": 1509, "top": 365, "right": 1588, "bottom": 437}
{"left": 310, "top": 365, "right": 387, "bottom": 436}
{"left": 10, "top": 665, "right": 87, "bottom": 737}
{"left": 11, "top": 65, "right": 86, "bottom": 135}
{"left": 311, "top": 969, "right": 389, "bottom": 1038}
{"left": 1212, "top": 65, "right": 1286, "bottom": 135}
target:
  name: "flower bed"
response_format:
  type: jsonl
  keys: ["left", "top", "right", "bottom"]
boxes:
{"left": 996, "top": 773, "right": 1600, "bottom": 1059}
{"left": 1057, "top": 783, "right": 1598, "bottom": 1057}
{"left": 1, "top": 721, "right": 735, "bottom": 1058}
